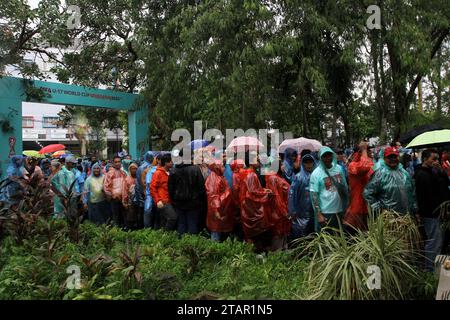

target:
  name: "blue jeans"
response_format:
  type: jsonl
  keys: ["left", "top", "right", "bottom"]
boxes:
{"left": 144, "top": 197, "right": 153, "bottom": 228}
{"left": 211, "top": 232, "right": 229, "bottom": 242}
{"left": 422, "top": 217, "right": 443, "bottom": 271}
{"left": 176, "top": 208, "right": 200, "bottom": 235}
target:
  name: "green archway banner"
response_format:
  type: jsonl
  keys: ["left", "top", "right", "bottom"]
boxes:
{"left": 0, "top": 77, "right": 149, "bottom": 178}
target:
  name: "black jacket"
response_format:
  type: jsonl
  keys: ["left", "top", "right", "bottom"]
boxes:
{"left": 414, "top": 166, "right": 450, "bottom": 218}
{"left": 168, "top": 163, "right": 206, "bottom": 211}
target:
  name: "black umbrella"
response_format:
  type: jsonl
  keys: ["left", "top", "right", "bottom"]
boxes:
{"left": 399, "top": 123, "right": 446, "bottom": 145}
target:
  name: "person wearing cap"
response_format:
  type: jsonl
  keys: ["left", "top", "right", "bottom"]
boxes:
{"left": 65, "top": 155, "right": 84, "bottom": 194}
{"left": 309, "top": 146, "right": 349, "bottom": 232}
{"left": 343, "top": 142, "right": 374, "bottom": 231}
{"left": 364, "top": 146, "right": 417, "bottom": 216}
{"left": 50, "top": 159, "right": 76, "bottom": 217}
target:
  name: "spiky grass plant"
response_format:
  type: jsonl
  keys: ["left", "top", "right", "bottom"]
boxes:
{"left": 296, "top": 210, "right": 423, "bottom": 300}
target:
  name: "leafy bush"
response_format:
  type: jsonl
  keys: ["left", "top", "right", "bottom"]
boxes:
{"left": 0, "top": 210, "right": 438, "bottom": 300}
{"left": 297, "top": 211, "right": 427, "bottom": 300}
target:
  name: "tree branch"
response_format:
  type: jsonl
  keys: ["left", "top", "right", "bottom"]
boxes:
{"left": 406, "top": 28, "right": 449, "bottom": 104}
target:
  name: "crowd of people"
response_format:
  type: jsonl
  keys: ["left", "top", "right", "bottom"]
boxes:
{"left": 1, "top": 141, "right": 450, "bottom": 271}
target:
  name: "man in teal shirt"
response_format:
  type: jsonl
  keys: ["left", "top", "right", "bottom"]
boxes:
{"left": 309, "top": 146, "right": 349, "bottom": 232}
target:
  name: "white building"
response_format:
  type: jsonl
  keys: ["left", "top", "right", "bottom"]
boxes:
{"left": 21, "top": 103, "right": 125, "bottom": 157}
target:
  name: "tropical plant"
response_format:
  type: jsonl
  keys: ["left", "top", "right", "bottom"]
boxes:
{"left": 297, "top": 211, "right": 423, "bottom": 300}
{"left": 57, "top": 179, "right": 84, "bottom": 242}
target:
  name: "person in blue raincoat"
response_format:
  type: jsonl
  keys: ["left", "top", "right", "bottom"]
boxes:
{"left": 309, "top": 146, "right": 349, "bottom": 232}
{"left": 136, "top": 151, "right": 154, "bottom": 208}
{"left": 282, "top": 148, "right": 299, "bottom": 184}
{"left": 288, "top": 153, "right": 317, "bottom": 239}
{"left": 144, "top": 155, "right": 159, "bottom": 228}
{"left": 0, "top": 155, "right": 28, "bottom": 207}
{"left": 40, "top": 158, "right": 52, "bottom": 178}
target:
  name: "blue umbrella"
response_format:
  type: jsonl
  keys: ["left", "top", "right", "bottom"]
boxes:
{"left": 189, "top": 139, "right": 209, "bottom": 151}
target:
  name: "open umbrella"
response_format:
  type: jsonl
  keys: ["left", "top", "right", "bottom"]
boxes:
{"left": 279, "top": 137, "right": 322, "bottom": 154}
{"left": 227, "top": 136, "right": 264, "bottom": 151}
{"left": 189, "top": 139, "right": 210, "bottom": 151}
{"left": 52, "top": 150, "right": 70, "bottom": 158}
{"left": 399, "top": 123, "right": 444, "bottom": 145}
{"left": 406, "top": 129, "right": 450, "bottom": 149}
{"left": 23, "top": 150, "right": 44, "bottom": 158}
{"left": 39, "top": 144, "right": 65, "bottom": 154}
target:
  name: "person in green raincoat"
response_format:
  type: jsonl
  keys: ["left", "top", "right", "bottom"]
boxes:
{"left": 122, "top": 159, "right": 133, "bottom": 175}
{"left": 363, "top": 147, "right": 417, "bottom": 215}
{"left": 50, "top": 160, "right": 76, "bottom": 217}
{"left": 309, "top": 146, "right": 349, "bottom": 232}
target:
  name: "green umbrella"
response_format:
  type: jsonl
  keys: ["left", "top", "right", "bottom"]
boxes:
{"left": 406, "top": 129, "right": 450, "bottom": 149}
{"left": 23, "top": 150, "right": 45, "bottom": 158}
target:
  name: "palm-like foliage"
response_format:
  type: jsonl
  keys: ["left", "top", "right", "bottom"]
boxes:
{"left": 296, "top": 211, "right": 422, "bottom": 300}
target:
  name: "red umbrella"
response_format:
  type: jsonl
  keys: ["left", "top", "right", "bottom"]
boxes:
{"left": 39, "top": 144, "right": 66, "bottom": 154}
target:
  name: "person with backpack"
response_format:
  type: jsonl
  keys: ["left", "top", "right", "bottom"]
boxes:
{"left": 168, "top": 150, "right": 207, "bottom": 235}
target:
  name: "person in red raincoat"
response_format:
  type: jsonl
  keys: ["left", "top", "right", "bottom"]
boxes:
{"left": 230, "top": 158, "right": 245, "bottom": 240}
{"left": 238, "top": 152, "right": 273, "bottom": 253}
{"left": 344, "top": 142, "right": 374, "bottom": 231}
{"left": 264, "top": 162, "right": 291, "bottom": 251}
{"left": 205, "top": 160, "right": 236, "bottom": 242}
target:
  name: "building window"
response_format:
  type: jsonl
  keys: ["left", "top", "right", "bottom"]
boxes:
{"left": 42, "top": 116, "right": 58, "bottom": 128}
{"left": 22, "top": 116, "right": 34, "bottom": 128}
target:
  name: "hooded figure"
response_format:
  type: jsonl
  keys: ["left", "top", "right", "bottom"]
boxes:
{"left": 282, "top": 148, "right": 298, "bottom": 184}
{"left": 205, "top": 161, "right": 236, "bottom": 241}
{"left": 343, "top": 148, "right": 374, "bottom": 230}
{"left": 83, "top": 163, "right": 107, "bottom": 224}
{"left": 364, "top": 147, "right": 417, "bottom": 215}
{"left": 123, "top": 162, "right": 140, "bottom": 229}
{"left": 1, "top": 155, "right": 28, "bottom": 206}
{"left": 40, "top": 158, "right": 52, "bottom": 178}
{"left": 122, "top": 159, "right": 133, "bottom": 175}
{"left": 288, "top": 153, "right": 317, "bottom": 238}
{"left": 50, "top": 160, "right": 76, "bottom": 217}
{"left": 136, "top": 151, "right": 154, "bottom": 208}
{"left": 264, "top": 161, "right": 291, "bottom": 251}
{"left": 238, "top": 165, "right": 273, "bottom": 243}
{"left": 309, "top": 146, "right": 349, "bottom": 232}
{"left": 7, "top": 155, "right": 27, "bottom": 178}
